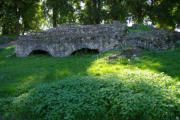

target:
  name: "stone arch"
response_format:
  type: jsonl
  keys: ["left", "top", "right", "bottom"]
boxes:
{"left": 71, "top": 48, "right": 99, "bottom": 55}
{"left": 27, "top": 46, "right": 53, "bottom": 57}
{"left": 29, "top": 50, "right": 50, "bottom": 56}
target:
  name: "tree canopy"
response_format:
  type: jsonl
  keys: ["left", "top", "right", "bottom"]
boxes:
{"left": 0, "top": 0, "right": 44, "bottom": 35}
{"left": 0, "top": 0, "right": 179, "bottom": 35}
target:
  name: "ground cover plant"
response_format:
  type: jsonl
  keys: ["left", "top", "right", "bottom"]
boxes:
{"left": 0, "top": 75, "right": 179, "bottom": 120}
{"left": 0, "top": 46, "right": 180, "bottom": 119}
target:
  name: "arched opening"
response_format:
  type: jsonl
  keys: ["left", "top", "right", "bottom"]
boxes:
{"left": 29, "top": 50, "right": 51, "bottom": 56}
{"left": 71, "top": 48, "right": 99, "bottom": 56}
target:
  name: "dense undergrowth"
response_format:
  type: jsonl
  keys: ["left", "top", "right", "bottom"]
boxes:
{"left": 0, "top": 75, "right": 179, "bottom": 120}
{"left": 0, "top": 46, "right": 180, "bottom": 120}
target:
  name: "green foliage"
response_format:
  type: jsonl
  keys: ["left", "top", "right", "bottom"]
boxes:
{"left": 0, "top": 97, "right": 14, "bottom": 119}
{"left": 0, "top": 0, "right": 44, "bottom": 35}
{"left": 126, "top": 24, "right": 153, "bottom": 33}
{"left": 126, "top": 0, "right": 148, "bottom": 24}
{"left": 0, "top": 75, "right": 179, "bottom": 120}
{"left": 1, "top": 0, "right": 180, "bottom": 33}
{"left": 104, "top": 0, "right": 128, "bottom": 22}
{"left": 79, "top": 0, "right": 106, "bottom": 24}
{"left": 147, "top": 0, "right": 180, "bottom": 29}
{"left": 19, "top": 0, "right": 44, "bottom": 33}
{"left": 42, "top": 0, "right": 75, "bottom": 27}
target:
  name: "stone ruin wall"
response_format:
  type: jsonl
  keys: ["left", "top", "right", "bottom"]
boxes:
{"left": 15, "top": 21, "right": 179, "bottom": 57}
{"left": 16, "top": 22, "right": 126, "bottom": 57}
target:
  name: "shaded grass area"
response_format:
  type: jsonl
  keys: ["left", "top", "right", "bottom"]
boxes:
{"left": 0, "top": 46, "right": 179, "bottom": 98}
{"left": 0, "top": 47, "right": 100, "bottom": 97}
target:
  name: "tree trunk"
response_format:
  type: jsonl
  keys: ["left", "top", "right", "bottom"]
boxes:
{"left": 94, "top": 0, "right": 101, "bottom": 24}
{"left": 53, "top": 8, "right": 58, "bottom": 27}
{"left": 15, "top": 9, "right": 21, "bottom": 35}
{"left": 112, "top": 16, "right": 118, "bottom": 21}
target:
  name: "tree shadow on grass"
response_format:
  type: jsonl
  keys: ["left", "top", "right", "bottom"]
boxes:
{"left": 0, "top": 47, "right": 101, "bottom": 97}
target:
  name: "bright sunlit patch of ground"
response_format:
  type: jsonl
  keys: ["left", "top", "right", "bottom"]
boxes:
{"left": 88, "top": 57, "right": 162, "bottom": 77}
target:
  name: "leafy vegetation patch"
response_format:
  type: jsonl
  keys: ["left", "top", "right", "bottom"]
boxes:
{"left": 0, "top": 75, "right": 179, "bottom": 120}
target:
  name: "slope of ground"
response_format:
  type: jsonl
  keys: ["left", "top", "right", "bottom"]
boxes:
{"left": 0, "top": 46, "right": 179, "bottom": 119}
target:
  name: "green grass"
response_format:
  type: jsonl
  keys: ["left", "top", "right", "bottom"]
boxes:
{"left": 0, "top": 46, "right": 180, "bottom": 119}
{"left": 0, "top": 47, "right": 99, "bottom": 97}
{"left": 126, "top": 24, "right": 153, "bottom": 33}
{"left": 0, "top": 46, "right": 179, "bottom": 98}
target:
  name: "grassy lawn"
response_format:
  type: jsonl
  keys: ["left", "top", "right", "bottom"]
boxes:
{"left": 0, "top": 46, "right": 179, "bottom": 119}
{"left": 0, "top": 46, "right": 180, "bottom": 97}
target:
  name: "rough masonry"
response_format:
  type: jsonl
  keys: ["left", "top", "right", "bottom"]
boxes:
{"left": 16, "top": 21, "right": 126, "bottom": 57}
{"left": 15, "top": 21, "right": 179, "bottom": 57}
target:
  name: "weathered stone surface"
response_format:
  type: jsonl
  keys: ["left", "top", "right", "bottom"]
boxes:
{"left": 15, "top": 21, "right": 179, "bottom": 57}
{"left": 120, "top": 29, "right": 179, "bottom": 50}
{"left": 108, "top": 48, "right": 141, "bottom": 59}
{"left": 15, "top": 22, "right": 126, "bottom": 57}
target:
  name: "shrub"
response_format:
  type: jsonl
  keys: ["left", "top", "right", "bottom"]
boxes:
{"left": 0, "top": 74, "right": 179, "bottom": 120}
